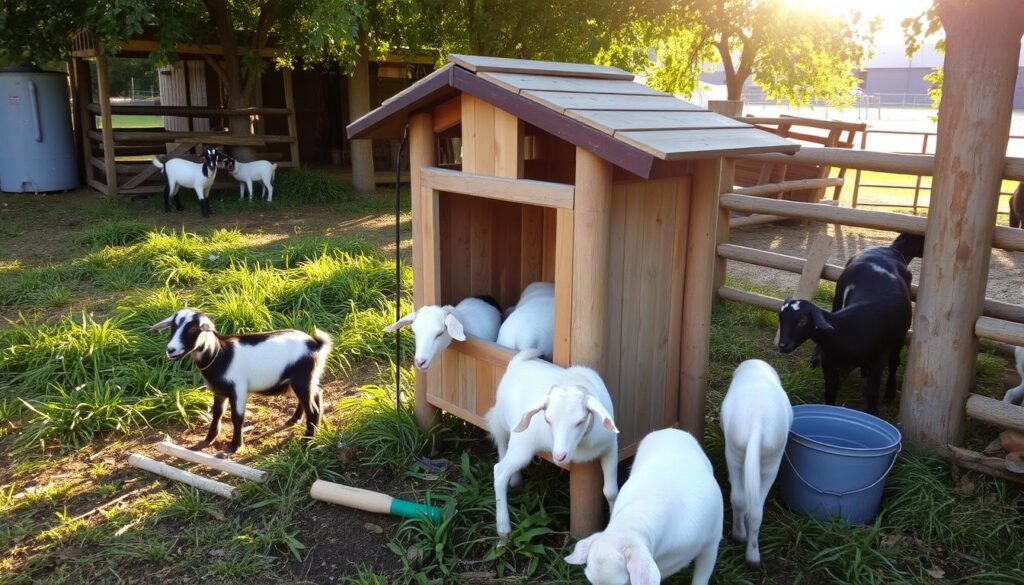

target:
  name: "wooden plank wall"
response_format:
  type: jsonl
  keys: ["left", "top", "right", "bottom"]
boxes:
{"left": 604, "top": 176, "right": 691, "bottom": 454}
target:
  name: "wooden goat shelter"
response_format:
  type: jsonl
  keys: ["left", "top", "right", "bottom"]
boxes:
{"left": 347, "top": 55, "right": 798, "bottom": 535}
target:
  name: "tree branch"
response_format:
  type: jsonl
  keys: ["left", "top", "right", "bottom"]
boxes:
{"left": 202, "top": 53, "right": 227, "bottom": 82}
{"left": 253, "top": 0, "right": 276, "bottom": 50}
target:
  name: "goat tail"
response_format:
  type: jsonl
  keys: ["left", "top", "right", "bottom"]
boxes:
{"left": 509, "top": 348, "right": 544, "bottom": 369}
{"left": 310, "top": 328, "right": 333, "bottom": 379}
{"left": 743, "top": 418, "right": 763, "bottom": 532}
{"left": 151, "top": 157, "right": 164, "bottom": 171}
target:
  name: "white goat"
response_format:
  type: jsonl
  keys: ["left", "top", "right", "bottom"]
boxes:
{"left": 383, "top": 296, "right": 502, "bottom": 370}
{"left": 1004, "top": 346, "right": 1024, "bottom": 405}
{"left": 227, "top": 159, "right": 278, "bottom": 202}
{"left": 565, "top": 429, "right": 722, "bottom": 585}
{"left": 496, "top": 281, "right": 554, "bottom": 359}
{"left": 152, "top": 148, "right": 224, "bottom": 218}
{"left": 721, "top": 359, "right": 793, "bottom": 568}
{"left": 486, "top": 349, "right": 619, "bottom": 539}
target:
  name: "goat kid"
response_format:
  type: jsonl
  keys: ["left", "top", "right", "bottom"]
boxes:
{"left": 383, "top": 296, "right": 501, "bottom": 370}
{"left": 152, "top": 148, "right": 228, "bottom": 218}
{"left": 721, "top": 359, "right": 793, "bottom": 569}
{"left": 224, "top": 158, "right": 278, "bottom": 202}
{"left": 778, "top": 247, "right": 912, "bottom": 414}
{"left": 564, "top": 429, "right": 722, "bottom": 585}
{"left": 486, "top": 349, "right": 619, "bottom": 540}
{"left": 1005, "top": 346, "right": 1024, "bottom": 405}
{"left": 152, "top": 309, "right": 332, "bottom": 454}
{"left": 496, "top": 281, "right": 555, "bottom": 359}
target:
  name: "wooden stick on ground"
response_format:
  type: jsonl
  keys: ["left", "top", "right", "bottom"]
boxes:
{"left": 774, "top": 233, "right": 834, "bottom": 346}
{"left": 128, "top": 454, "right": 240, "bottom": 499}
{"left": 154, "top": 441, "right": 269, "bottom": 483}
{"left": 937, "top": 445, "right": 1024, "bottom": 486}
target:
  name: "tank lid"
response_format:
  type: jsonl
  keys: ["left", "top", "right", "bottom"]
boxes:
{"left": 0, "top": 63, "right": 66, "bottom": 75}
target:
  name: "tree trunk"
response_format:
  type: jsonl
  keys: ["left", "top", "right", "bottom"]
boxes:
{"left": 899, "top": 0, "right": 1024, "bottom": 451}
{"left": 226, "top": 93, "right": 257, "bottom": 162}
{"left": 348, "top": 38, "right": 375, "bottom": 196}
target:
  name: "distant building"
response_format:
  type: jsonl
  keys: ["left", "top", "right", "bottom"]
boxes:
{"left": 699, "top": 42, "right": 1024, "bottom": 109}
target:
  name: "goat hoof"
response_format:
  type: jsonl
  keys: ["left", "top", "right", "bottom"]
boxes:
{"left": 188, "top": 440, "right": 212, "bottom": 451}
{"left": 745, "top": 558, "right": 761, "bottom": 570}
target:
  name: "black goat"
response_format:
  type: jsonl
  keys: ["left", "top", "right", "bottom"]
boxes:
{"left": 1010, "top": 182, "right": 1023, "bottom": 228}
{"left": 152, "top": 309, "right": 332, "bottom": 454}
{"left": 779, "top": 247, "right": 913, "bottom": 414}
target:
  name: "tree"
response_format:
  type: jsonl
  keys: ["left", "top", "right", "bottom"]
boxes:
{"left": 0, "top": 0, "right": 407, "bottom": 155}
{"left": 599, "top": 0, "right": 878, "bottom": 107}
{"left": 903, "top": 4, "right": 945, "bottom": 109}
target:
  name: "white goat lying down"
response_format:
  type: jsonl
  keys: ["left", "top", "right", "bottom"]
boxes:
{"left": 721, "top": 359, "right": 793, "bottom": 569}
{"left": 565, "top": 429, "right": 723, "bottom": 585}
{"left": 497, "top": 281, "right": 554, "bottom": 359}
{"left": 486, "top": 349, "right": 619, "bottom": 540}
{"left": 383, "top": 296, "right": 502, "bottom": 370}
{"left": 225, "top": 158, "right": 278, "bottom": 202}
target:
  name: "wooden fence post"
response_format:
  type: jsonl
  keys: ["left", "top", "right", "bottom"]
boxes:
{"left": 900, "top": 0, "right": 1024, "bottom": 451}
{"left": 95, "top": 54, "right": 117, "bottom": 196}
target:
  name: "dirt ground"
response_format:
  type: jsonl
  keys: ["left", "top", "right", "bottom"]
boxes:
{"left": 727, "top": 220, "right": 1024, "bottom": 303}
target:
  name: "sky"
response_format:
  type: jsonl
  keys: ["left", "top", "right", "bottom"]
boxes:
{"left": 781, "top": 0, "right": 935, "bottom": 45}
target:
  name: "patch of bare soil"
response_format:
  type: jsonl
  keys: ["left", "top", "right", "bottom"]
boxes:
{"left": 727, "top": 221, "right": 1024, "bottom": 304}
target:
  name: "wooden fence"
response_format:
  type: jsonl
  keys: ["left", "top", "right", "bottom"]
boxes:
{"left": 717, "top": 145, "right": 1024, "bottom": 484}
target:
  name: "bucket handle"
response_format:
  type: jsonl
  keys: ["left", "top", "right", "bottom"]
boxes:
{"left": 783, "top": 446, "right": 900, "bottom": 498}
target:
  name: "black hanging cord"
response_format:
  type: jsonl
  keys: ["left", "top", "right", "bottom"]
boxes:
{"left": 394, "top": 125, "right": 409, "bottom": 412}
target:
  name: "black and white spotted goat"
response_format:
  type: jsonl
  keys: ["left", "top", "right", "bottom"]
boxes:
{"left": 778, "top": 246, "right": 913, "bottom": 414}
{"left": 152, "top": 148, "right": 228, "bottom": 218}
{"left": 152, "top": 309, "right": 333, "bottom": 454}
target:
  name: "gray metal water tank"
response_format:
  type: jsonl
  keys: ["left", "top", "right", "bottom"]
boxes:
{"left": 0, "top": 65, "right": 80, "bottom": 192}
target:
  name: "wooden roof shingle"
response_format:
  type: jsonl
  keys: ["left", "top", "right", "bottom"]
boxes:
{"left": 347, "top": 54, "right": 798, "bottom": 178}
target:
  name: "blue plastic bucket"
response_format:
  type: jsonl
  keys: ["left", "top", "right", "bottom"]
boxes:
{"left": 779, "top": 404, "right": 901, "bottom": 524}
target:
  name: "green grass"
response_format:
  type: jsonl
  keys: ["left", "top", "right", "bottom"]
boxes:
{"left": 99, "top": 114, "right": 164, "bottom": 129}
{"left": 2, "top": 192, "right": 1022, "bottom": 584}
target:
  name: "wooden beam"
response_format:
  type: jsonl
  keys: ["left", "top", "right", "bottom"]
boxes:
{"left": 718, "top": 286, "right": 783, "bottom": 312}
{"left": 128, "top": 454, "right": 239, "bottom": 499}
{"left": 568, "top": 147, "right": 613, "bottom": 539}
{"left": 740, "top": 147, "right": 1024, "bottom": 182}
{"left": 965, "top": 393, "right": 1024, "bottom": 433}
{"left": 122, "top": 142, "right": 192, "bottom": 189}
{"left": 432, "top": 97, "right": 462, "bottom": 134}
{"left": 71, "top": 58, "right": 95, "bottom": 187}
{"left": 976, "top": 316, "right": 1024, "bottom": 346}
{"left": 420, "top": 168, "right": 573, "bottom": 209}
{"left": 679, "top": 159, "right": 722, "bottom": 438}
{"left": 282, "top": 69, "right": 301, "bottom": 168}
{"left": 937, "top": 445, "right": 1024, "bottom": 486}
{"left": 719, "top": 193, "right": 1024, "bottom": 252}
{"left": 409, "top": 112, "right": 439, "bottom": 430}
{"left": 900, "top": 0, "right": 1024, "bottom": 452}
{"left": 95, "top": 54, "right": 117, "bottom": 196}
{"left": 733, "top": 177, "right": 844, "bottom": 197}
{"left": 86, "top": 103, "right": 291, "bottom": 117}
{"left": 154, "top": 442, "right": 268, "bottom": 482}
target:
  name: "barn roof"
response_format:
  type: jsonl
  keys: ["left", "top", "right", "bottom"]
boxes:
{"left": 347, "top": 54, "right": 799, "bottom": 178}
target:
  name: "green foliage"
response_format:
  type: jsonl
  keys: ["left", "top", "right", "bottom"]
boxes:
{"left": 73, "top": 220, "right": 150, "bottom": 249}
{"left": 273, "top": 168, "right": 354, "bottom": 206}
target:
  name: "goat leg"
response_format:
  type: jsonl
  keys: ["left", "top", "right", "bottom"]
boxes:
{"left": 190, "top": 395, "right": 227, "bottom": 450}
{"left": 885, "top": 347, "right": 901, "bottom": 404}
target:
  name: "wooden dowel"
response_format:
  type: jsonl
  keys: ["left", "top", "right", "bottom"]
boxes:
{"left": 730, "top": 213, "right": 789, "bottom": 228}
{"left": 128, "top": 454, "right": 239, "bottom": 499}
{"left": 965, "top": 393, "right": 1024, "bottom": 433}
{"left": 733, "top": 177, "right": 845, "bottom": 197}
{"left": 154, "top": 441, "right": 268, "bottom": 483}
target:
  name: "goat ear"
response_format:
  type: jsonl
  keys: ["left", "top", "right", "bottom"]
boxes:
{"left": 151, "top": 315, "right": 175, "bottom": 331}
{"left": 810, "top": 308, "right": 834, "bottom": 333}
{"left": 198, "top": 316, "right": 216, "bottom": 332}
{"left": 513, "top": 395, "right": 549, "bottom": 433}
{"left": 586, "top": 395, "right": 619, "bottom": 434}
{"left": 563, "top": 533, "right": 599, "bottom": 565}
{"left": 383, "top": 310, "right": 417, "bottom": 333}
{"left": 444, "top": 313, "right": 466, "bottom": 341}
{"left": 624, "top": 547, "right": 660, "bottom": 585}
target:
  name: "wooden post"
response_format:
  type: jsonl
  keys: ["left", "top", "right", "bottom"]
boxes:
{"left": 409, "top": 112, "right": 440, "bottom": 430}
{"left": 712, "top": 158, "right": 734, "bottom": 294}
{"left": 95, "top": 54, "right": 118, "bottom": 196}
{"left": 900, "top": 0, "right": 1024, "bottom": 451}
{"left": 348, "top": 42, "right": 375, "bottom": 195}
{"left": 679, "top": 158, "right": 723, "bottom": 439}
{"left": 568, "top": 147, "right": 613, "bottom": 538}
{"left": 69, "top": 58, "right": 94, "bottom": 187}
{"left": 282, "top": 68, "right": 301, "bottom": 168}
